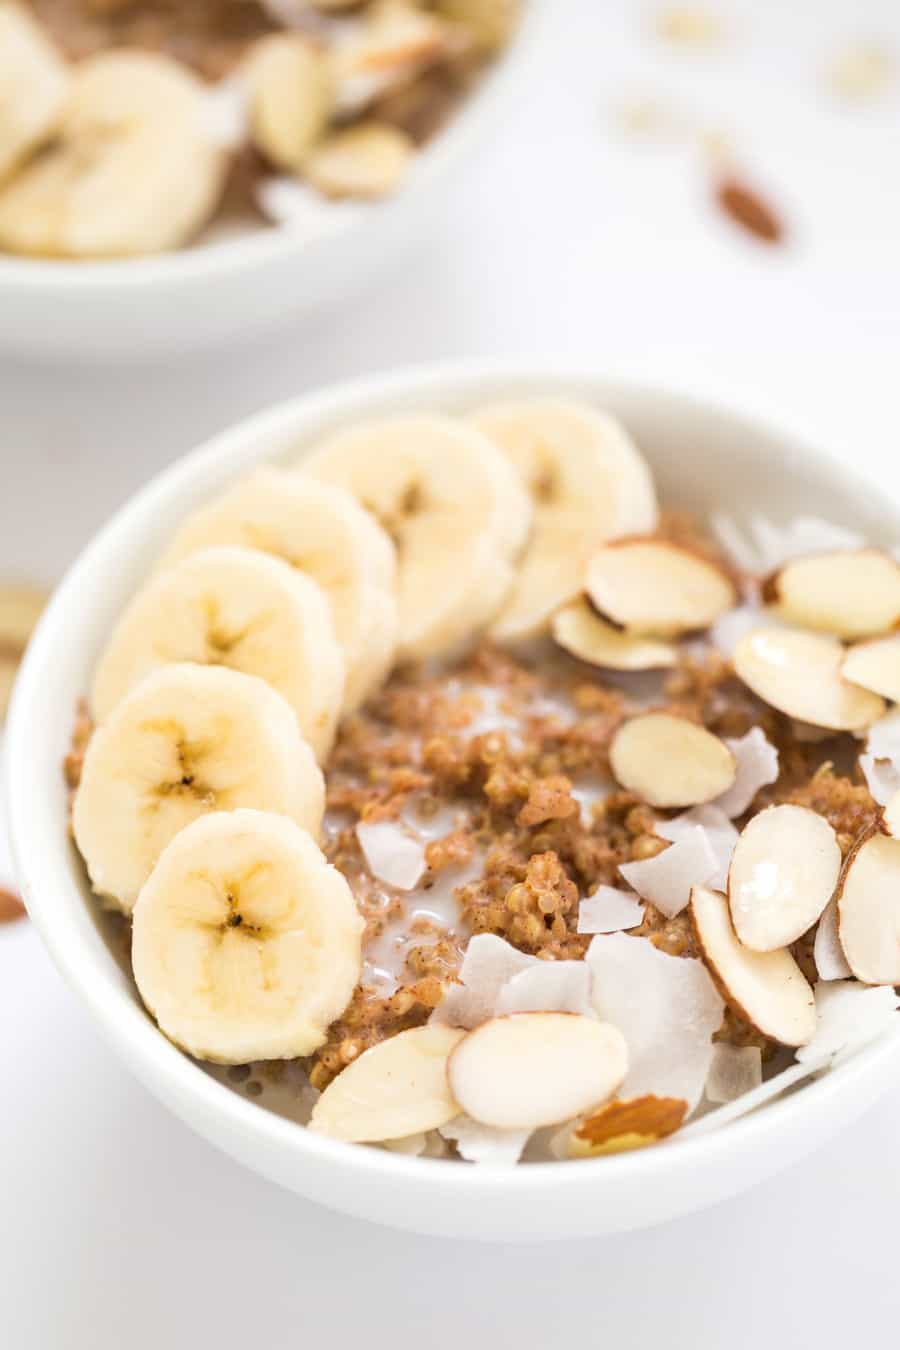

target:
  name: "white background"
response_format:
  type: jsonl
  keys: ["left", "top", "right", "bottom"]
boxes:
{"left": 2, "top": 1, "right": 900, "bottom": 1343}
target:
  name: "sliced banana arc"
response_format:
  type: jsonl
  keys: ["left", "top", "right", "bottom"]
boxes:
{"left": 132, "top": 809, "right": 363, "bottom": 1064}
{"left": 763, "top": 549, "right": 900, "bottom": 639}
{"left": 473, "top": 400, "right": 658, "bottom": 640}
{"left": 690, "top": 886, "right": 816, "bottom": 1047}
{"left": 552, "top": 597, "right": 678, "bottom": 670}
{"left": 727, "top": 805, "right": 841, "bottom": 951}
{"left": 158, "top": 469, "right": 397, "bottom": 713}
{"left": 91, "top": 546, "right": 345, "bottom": 760}
{"left": 733, "top": 627, "right": 885, "bottom": 731}
{"left": 0, "top": 3, "right": 70, "bottom": 184}
{"left": 609, "top": 713, "right": 736, "bottom": 808}
{"left": 310, "top": 1024, "right": 465, "bottom": 1141}
{"left": 0, "top": 52, "right": 227, "bottom": 259}
{"left": 301, "top": 415, "right": 532, "bottom": 658}
{"left": 73, "top": 663, "right": 325, "bottom": 913}
{"left": 246, "top": 34, "right": 334, "bottom": 173}
{"left": 841, "top": 636, "right": 900, "bottom": 703}
{"left": 446, "top": 1013, "right": 629, "bottom": 1130}
{"left": 836, "top": 830, "right": 900, "bottom": 985}
{"left": 585, "top": 540, "right": 736, "bottom": 637}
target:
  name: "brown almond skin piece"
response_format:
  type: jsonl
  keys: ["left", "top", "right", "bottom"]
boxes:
{"left": 0, "top": 887, "right": 26, "bottom": 924}
{"left": 575, "top": 1094, "right": 688, "bottom": 1146}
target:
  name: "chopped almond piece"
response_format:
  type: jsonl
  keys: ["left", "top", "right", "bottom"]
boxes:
{"left": 552, "top": 598, "right": 678, "bottom": 670}
{"left": 585, "top": 539, "right": 736, "bottom": 637}
{"left": 763, "top": 549, "right": 900, "bottom": 639}
{"left": 609, "top": 713, "right": 736, "bottom": 808}
{"left": 690, "top": 885, "right": 816, "bottom": 1047}
{"left": 733, "top": 627, "right": 885, "bottom": 731}
{"left": 728, "top": 804, "right": 841, "bottom": 951}
{"left": 570, "top": 1094, "right": 688, "bottom": 1156}
{"left": 447, "top": 1013, "right": 628, "bottom": 1130}
{"left": 306, "top": 122, "right": 414, "bottom": 198}
{"left": 837, "top": 830, "right": 900, "bottom": 985}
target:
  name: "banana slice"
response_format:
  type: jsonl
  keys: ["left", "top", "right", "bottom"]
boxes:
{"left": 73, "top": 663, "right": 325, "bottom": 913}
{"left": 0, "top": 3, "right": 70, "bottom": 184}
{"left": 158, "top": 470, "right": 397, "bottom": 713}
{"left": 0, "top": 51, "right": 227, "bottom": 258}
{"left": 245, "top": 34, "right": 333, "bottom": 173}
{"left": 91, "top": 547, "right": 345, "bottom": 760}
{"left": 472, "top": 400, "right": 659, "bottom": 640}
{"left": 132, "top": 809, "right": 363, "bottom": 1064}
{"left": 301, "top": 414, "right": 532, "bottom": 658}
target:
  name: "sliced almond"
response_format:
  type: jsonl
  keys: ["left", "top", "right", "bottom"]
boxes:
{"left": 763, "top": 549, "right": 900, "bottom": 639}
{"left": 245, "top": 34, "right": 333, "bottom": 173}
{"left": 813, "top": 896, "right": 852, "bottom": 982}
{"left": 727, "top": 804, "right": 841, "bottom": 952}
{"left": 446, "top": 1013, "right": 628, "bottom": 1130}
{"left": 836, "top": 829, "right": 900, "bottom": 985}
{"left": 306, "top": 122, "right": 414, "bottom": 198}
{"left": 309, "top": 1024, "right": 464, "bottom": 1141}
{"left": 842, "top": 635, "right": 900, "bottom": 703}
{"left": 733, "top": 627, "right": 885, "bottom": 730}
{"left": 690, "top": 885, "right": 816, "bottom": 1046}
{"left": 569, "top": 1094, "right": 688, "bottom": 1157}
{"left": 609, "top": 713, "right": 736, "bottom": 808}
{"left": 577, "top": 885, "right": 645, "bottom": 935}
{"left": 585, "top": 539, "right": 736, "bottom": 637}
{"left": 551, "top": 598, "right": 678, "bottom": 671}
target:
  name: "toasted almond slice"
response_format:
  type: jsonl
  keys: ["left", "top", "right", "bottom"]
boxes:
{"left": 438, "top": 1115, "right": 530, "bottom": 1165}
{"left": 690, "top": 885, "right": 816, "bottom": 1046}
{"left": 609, "top": 713, "right": 736, "bottom": 808}
{"left": 727, "top": 804, "right": 841, "bottom": 951}
{"left": 585, "top": 540, "right": 736, "bottom": 637}
{"left": 733, "top": 627, "right": 885, "bottom": 730}
{"left": 245, "top": 34, "right": 333, "bottom": 172}
{"left": 569, "top": 1094, "right": 688, "bottom": 1156}
{"left": 309, "top": 1024, "right": 464, "bottom": 1141}
{"left": 841, "top": 635, "right": 900, "bottom": 702}
{"left": 763, "top": 549, "right": 900, "bottom": 639}
{"left": 447, "top": 1013, "right": 628, "bottom": 1130}
{"left": 551, "top": 598, "right": 678, "bottom": 671}
{"left": 836, "top": 829, "right": 900, "bottom": 985}
{"left": 429, "top": 933, "right": 537, "bottom": 1031}
{"left": 618, "top": 825, "right": 717, "bottom": 918}
{"left": 305, "top": 121, "right": 414, "bottom": 198}
{"left": 0, "top": 887, "right": 26, "bottom": 924}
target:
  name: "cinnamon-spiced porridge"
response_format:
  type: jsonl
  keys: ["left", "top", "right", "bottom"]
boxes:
{"left": 0, "top": 0, "right": 519, "bottom": 259}
{"left": 65, "top": 397, "right": 900, "bottom": 1164}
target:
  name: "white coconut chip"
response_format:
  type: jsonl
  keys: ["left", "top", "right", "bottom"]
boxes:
{"left": 586, "top": 933, "right": 725, "bottom": 1111}
{"left": 201, "top": 79, "right": 249, "bottom": 150}
{"left": 429, "top": 934, "right": 536, "bottom": 1030}
{"left": 381, "top": 1132, "right": 427, "bottom": 1156}
{"left": 494, "top": 962, "right": 594, "bottom": 1017}
{"left": 256, "top": 177, "right": 366, "bottom": 236}
{"left": 796, "top": 980, "right": 900, "bottom": 1064}
{"left": 704, "top": 1044, "right": 763, "bottom": 1104}
{"left": 865, "top": 707, "right": 900, "bottom": 760}
{"left": 813, "top": 896, "right": 852, "bottom": 981}
{"left": 656, "top": 805, "right": 738, "bottom": 890}
{"left": 710, "top": 603, "right": 766, "bottom": 658}
{"left": 356, "top": 820, "right": 427, "bottom": 891}
{"left": 733, "top": 627, "right": 885, "bottom": 731}
{"left": 619, "top": 826, "right": 717, "bottom": 918}
{"left": 714, "top": 727, "right": 779, "bottom": 817}
{"left": 438, "top": 1115, "right": 531, "bottom": 1166}
{"left": 711, "top": 513, "right": 866, "bottom": 575}
{"left": 577, "top": 886, "right": 645, "bottom": 934}
{"left": 859, "top": 754, "right": 900, "bottom": 806}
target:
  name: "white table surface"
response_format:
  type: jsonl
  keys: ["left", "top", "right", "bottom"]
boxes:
{"left": 3, "top": 1, "right": 900, "bottom": 1343}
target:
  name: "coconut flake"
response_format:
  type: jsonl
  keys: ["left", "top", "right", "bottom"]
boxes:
{"left": 586, "top": 933, "right": 725, "bottom": 1111}
{"left": 381, "top": 1132, "right": 427, "bottom": 1156}
{"left": 797, "top": 980, "right": 900, "bottom": 1063}
{"left": 619, "top": 826, "right": 717, "bottom": 918}
{"left": 704, "top": 1044, "right": 763, "bottom": 1104}
{"left": 494, "top": 962, "right": 594, "bottom": 1017}
{"left": 714, "top": 727, "right": 779, "bottom": 817}
{"left": 430, "top": 934, "right": 536, "bottom": 1030}
{"left": 866, "top": 708, "right": 900, "bottom": 759}
{"left": 710, "top": 604, "right": 765, "bottom": 658}
{"left": 655, "top": 804, "right": 738, "bottom": 890}
{"left": 577, "top": 886, "right": 645, "bottom": 934}
{"left": 356, "top": 820, "right": 426, "bottom": 891}
{"left": 256, "top": 177, "right": 366, "bottom": 236}
{"left": 814, "top": 896, "right": 852, "bottom": 981}
{"left": 711, "top": 513, "right": 866, "bottom": 575}
{"left": 438, "top": 1115, "right": 531, "bottom": 1166}
{"left": 861, "top": 754, "right": 900, "bottom": 806}
{"left": 201, "top": 79, "right": 249, "bottom": 149}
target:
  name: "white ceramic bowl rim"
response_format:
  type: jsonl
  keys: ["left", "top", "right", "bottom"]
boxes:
{"left": 7, "top": 360, "right": 900, "bottom": 1208}
{"left": 0, "top": 2, "right": 546, "bottom": 294}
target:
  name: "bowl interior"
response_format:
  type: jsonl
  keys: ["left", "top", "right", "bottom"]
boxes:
{"left": 8, "top": 364, "right": 900, "bottom": 1237}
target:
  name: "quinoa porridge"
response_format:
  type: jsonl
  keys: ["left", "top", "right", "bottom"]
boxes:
{"left": 0, "top": 0, "right": 518, "bottom": 259}
{"left": 66, "top": 397, "right": 900, "bottom": 1164}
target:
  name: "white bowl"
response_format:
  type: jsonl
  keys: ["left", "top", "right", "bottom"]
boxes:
{"left": 7, "top": 363, "right": 900, "bottom": 1241}
{"left": 0, "top": 5, "right": 546, "bottom": 361}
